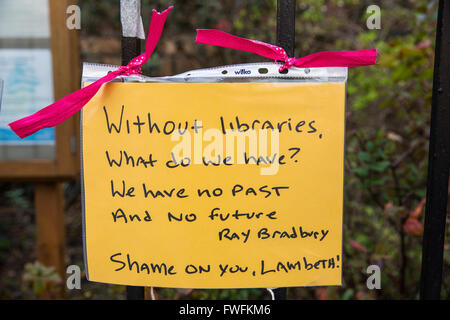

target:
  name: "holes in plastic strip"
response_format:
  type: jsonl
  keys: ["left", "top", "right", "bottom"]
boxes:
{"left": 258, "top": 68, "right": 268, "bottom": 74}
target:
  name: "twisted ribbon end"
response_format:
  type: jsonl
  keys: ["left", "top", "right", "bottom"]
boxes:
{"left": 153, "top": 5, "right": 173, "bottom": 16}
{"left": 195, "top": 29, "right": 213, "bottom": 43}
{"left": 9, "top": 120, "right": 31, "bottom": 139}
{"left": 194, "top": 30, "right": 202, "bottom": 43}
{"left": 8, "top": 6, "right": 174, "bottom": 139}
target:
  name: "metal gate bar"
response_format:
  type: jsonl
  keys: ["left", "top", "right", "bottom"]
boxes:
{"left": 419, "top": 0, "right": 450, "bottom": 300}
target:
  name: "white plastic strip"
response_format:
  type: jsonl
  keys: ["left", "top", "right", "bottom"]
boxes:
{"left": 120, "top": 0, "right": 145, "bottom": 39}
{"left": 266, "top": 288, "right": 276, "bottom": 300}
{"left": 81, "top": 62, "right": 348, "bottom": 84}
{"left": 168, "top": 63, "right": 348, "bottom": 82}
{"left": 150, "top": 287, "right": 155, "bottom": 300}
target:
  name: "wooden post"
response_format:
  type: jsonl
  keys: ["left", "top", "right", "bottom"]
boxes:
{"left": 30, "top": 0, "right": 81, "bottom": 299}
{"left": 273, "top": 0, "right": 296, "bottom": 301}
{"left": 419, "top": 0, "right": 450, "bottom": 300}
{"left": 0, "top": 0, "right": 79, "bottom": 300}
{"left": 35, "top": 182, "right": 66, "bottom": 298}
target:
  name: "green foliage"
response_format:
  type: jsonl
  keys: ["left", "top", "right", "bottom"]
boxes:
{"left": 2, "top": 188, "right": 30, "bottom": 209}
{"left": 341, "top": 0, "right": 441, "bottom": 299}
{"left": 22, "top": 261, "right": 62, "bottom": 299}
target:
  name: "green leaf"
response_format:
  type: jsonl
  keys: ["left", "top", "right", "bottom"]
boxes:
{"left": 353, "top": 167, "right": 369, "bottom": 178}
{"left": 370, "top": 161, "right": 391, "bottom": 172}
{"left": 342, "top": 289, "right": 354, "bottom": 300}
{"left": 358, "top": 151, "right": 372, "bottom": 163}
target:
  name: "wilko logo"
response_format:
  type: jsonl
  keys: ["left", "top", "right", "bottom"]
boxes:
{"left": 234, "top": 69, "right": 251, "bottom": 75}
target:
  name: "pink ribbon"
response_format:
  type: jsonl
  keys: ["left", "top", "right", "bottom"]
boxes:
{"left": 196, "top": 29, "right": 377, "bottom": 72}
{"left": 9, "top": 6, "right": 173, "bottom": 139}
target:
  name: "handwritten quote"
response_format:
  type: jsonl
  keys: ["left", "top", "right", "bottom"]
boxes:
{"left": 81, "top": 82, "right": 345, "bottom": 288}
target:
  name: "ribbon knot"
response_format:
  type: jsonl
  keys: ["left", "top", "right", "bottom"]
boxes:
{"left": 281, "top": 57, "right": 297, "bottom": 72}
{"left": 196, "top": 29, "right": 377, "bottom": 72}
{"left": 9, "top": 6, "right": 173, "bottom": 139}
{"left": 118, "top": 55, "right": 143, "bottom": 76}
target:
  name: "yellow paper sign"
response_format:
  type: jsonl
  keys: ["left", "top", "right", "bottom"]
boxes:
{"left": 81, "top": 82, "right": 345, "bottom": 288}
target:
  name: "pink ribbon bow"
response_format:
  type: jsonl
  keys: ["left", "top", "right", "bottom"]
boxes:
{"left": 9, "top": 6, "right": 173, "bottom": 139}
{"left": 195, "top": 29, "right": 377, "bottom": 72}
